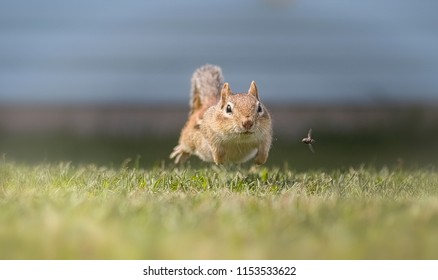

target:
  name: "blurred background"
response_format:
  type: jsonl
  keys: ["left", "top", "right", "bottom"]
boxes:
{"left": 1, "top": 0, "right": 438, "bottom": 170}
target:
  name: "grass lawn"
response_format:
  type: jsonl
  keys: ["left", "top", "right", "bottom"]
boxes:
{"left": 1, "top": 120, "right": 438, "bottom": 259}
{"left": 1, "top": 161, "right": 438, "bottom": 259}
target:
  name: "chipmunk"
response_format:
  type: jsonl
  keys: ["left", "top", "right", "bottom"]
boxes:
{"left": 170, "top": 64, "right": 272, "bottom": 165}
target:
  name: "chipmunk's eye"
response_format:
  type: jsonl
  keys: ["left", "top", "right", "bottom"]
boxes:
{"left": 226, "top": 104, "right": 233, "bottom": 114}
{"left": 257, "top": 103, "right": 263, "bottom": 114}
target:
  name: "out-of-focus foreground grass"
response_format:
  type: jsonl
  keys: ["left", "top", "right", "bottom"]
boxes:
{"left": 1, "top": 163, "right": 438, "bottom": 259}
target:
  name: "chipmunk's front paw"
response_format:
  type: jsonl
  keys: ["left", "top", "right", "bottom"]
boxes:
{"left": 212, "top": 148, "right": 225, "bottom": 165}
{"left": 255, "top": 148, "right": 269, "bottom": 165}
{"left": 169, "top": 145, "right": 191, "bottom": 164}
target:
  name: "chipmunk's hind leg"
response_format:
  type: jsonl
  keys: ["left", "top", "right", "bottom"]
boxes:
{"left": 169, "top": 145, "right": 191, "bottom": 164}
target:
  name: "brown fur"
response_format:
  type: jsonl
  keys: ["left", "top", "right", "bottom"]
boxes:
{"left": 170, "top": 65, "right": 272, "bottom": 165}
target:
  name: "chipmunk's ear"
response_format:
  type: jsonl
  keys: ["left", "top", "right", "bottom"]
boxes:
{"left": 220, "top": 82, "right": 231, "bottom": 108}
{"left": 248, "top": 81, "right": 259, "bottom": 100}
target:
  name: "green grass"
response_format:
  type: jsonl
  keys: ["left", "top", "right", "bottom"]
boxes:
{"left": 2, "top": 107, "right": 438, "bottom": 259}
{"left": 1, "top": 161, "right": 438, "bottom": 259}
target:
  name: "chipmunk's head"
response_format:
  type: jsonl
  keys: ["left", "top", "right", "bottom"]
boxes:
{"left": 217, "top": 81, "right": 270, "bottom": 136}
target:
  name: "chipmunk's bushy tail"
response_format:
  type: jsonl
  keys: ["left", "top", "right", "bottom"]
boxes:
{"left": 190, "top": 64, "right": 224, "bottom": 114}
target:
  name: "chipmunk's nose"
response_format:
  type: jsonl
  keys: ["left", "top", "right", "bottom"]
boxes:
{"left": 242, "top": 119, "right": 254, "bottom": 130}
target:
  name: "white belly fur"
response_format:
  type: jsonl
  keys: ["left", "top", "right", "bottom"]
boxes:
{"left": 220, "top": 136, "right": 259, "bottom": 163}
